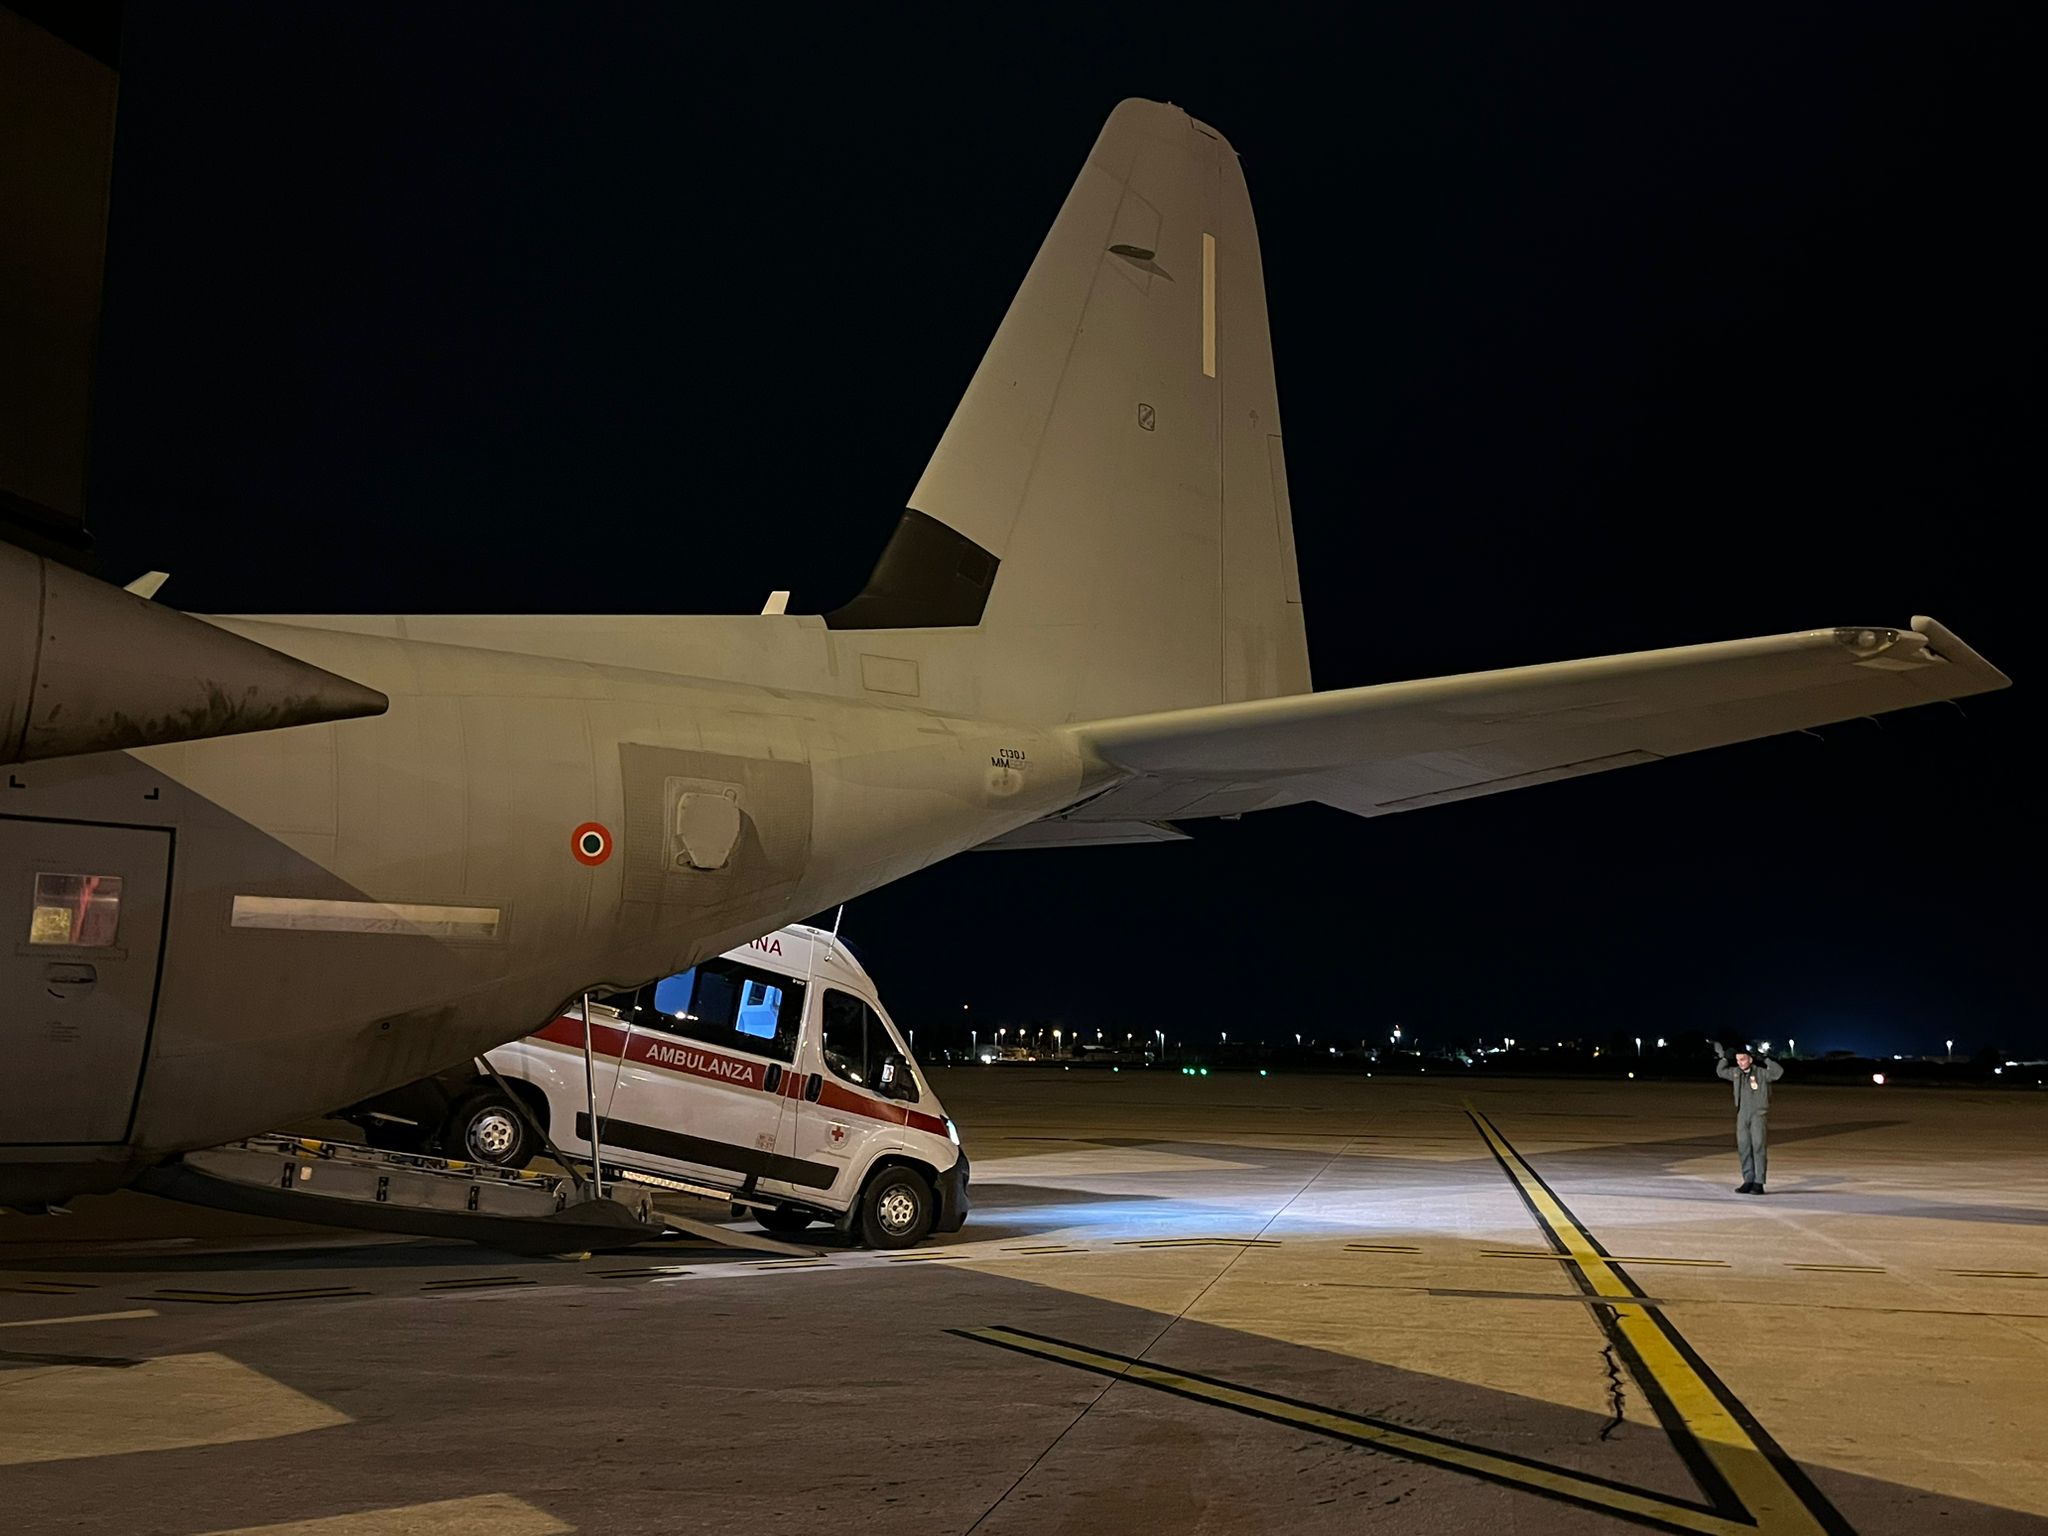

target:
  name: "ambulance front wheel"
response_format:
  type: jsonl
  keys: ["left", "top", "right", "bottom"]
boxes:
{"left": 443, "top": 1088, "right": 536, "bottom": 1170}
{"left": 859, "top": 1166, "right": 935, "bottom": 1249}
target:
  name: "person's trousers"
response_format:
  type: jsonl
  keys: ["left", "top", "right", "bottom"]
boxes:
{"left": 1736, "top": 1110, "right": 1768, "bottom": 1187}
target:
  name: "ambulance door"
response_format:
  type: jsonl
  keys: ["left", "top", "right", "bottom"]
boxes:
{"left": 783, "top": 986, "right": 927, "bottom": 1205}
{"left": 592, "top": 958, "right": 808, "bottom": 1192}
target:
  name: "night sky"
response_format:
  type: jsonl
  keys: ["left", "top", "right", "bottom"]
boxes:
{"left": 86, "top": 7, "right": 2035, "bottom": 1057}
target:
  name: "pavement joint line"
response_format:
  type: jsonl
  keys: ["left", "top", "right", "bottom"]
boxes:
{"left": 957, "top": 1325, "right": 1756, "bottom": 1536}
{"left": 0, "top": 1346, "right": 144, "bottom": 1369}
{"left": 1117, "top": 1237, "right": 1282, "bottom": 1248}
{"left": 1344, "top": 1243, "right": 1422, "bottom": 1252}
{"left": 1784, "top": 1265, "right": 1885, "bottom": 1273}
{"left": 0, "top": 1280, "right": 96, "bottom": 1294}
{"left": 1483, "top": 1251, "right": 1728, "bottom": 1267}
{"left": 145, "top": 1286, "right": 370, "bottom": 1305}
{"left": 420, "top": 1277, "right": 539, "bottom": 1291}
{"left": 1946, "top": 1269, "right": 2042, "bottom": 1278}
{"left": 1467, "top": 1107, "right": 1852, "bottom": 1536}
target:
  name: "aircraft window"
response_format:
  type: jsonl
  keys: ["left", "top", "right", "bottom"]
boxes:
{"left": 644, "top": 958, "right": 801, "bottom": 1062}
{"left": 821, "top": 989, "right": 919, "bottom": 1103}
{"left": 27, "top": 873, "right": 123, "bottom": 948}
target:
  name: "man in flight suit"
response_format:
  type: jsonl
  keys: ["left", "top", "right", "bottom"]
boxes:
{"left": 1714, "top": 1043, "right": 1783, "bottom": 1194}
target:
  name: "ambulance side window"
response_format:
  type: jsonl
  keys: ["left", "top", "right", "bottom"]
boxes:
{"left": 821, "top": 989, "right": 868, "bottom": 1087}
{"left": 644, "top": 959, "right": 802, "bottom": 1063}
{"left": 820, "top": 989, "right": 920, "bottom": 1102}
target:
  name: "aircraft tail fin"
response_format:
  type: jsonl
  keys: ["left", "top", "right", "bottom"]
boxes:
{"left": 827, "top": 99, "right": 1309, "bottom": 723}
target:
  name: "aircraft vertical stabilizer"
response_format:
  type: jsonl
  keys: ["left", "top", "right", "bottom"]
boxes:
{"left": 828, "top": 99, "right": 1310, "bottom": 723}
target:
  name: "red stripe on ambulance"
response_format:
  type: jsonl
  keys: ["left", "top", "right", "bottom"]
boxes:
{"left": 530, "top": 1017, "right": 941, "bottom": 1133}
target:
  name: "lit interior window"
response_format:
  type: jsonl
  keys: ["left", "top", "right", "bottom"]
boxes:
{"left": 27, "top": 873, "right": 124, "bottom": 947}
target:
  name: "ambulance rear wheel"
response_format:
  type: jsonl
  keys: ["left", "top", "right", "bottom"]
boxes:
{"left": 858, "top": 1166, "right": 934, "bottom": 1249}
{"left": 756, "top": 1205, "right": 814, "bottom": 1235}
{"left": 444, "top": 1089, "right": 536, "bottom": 1170}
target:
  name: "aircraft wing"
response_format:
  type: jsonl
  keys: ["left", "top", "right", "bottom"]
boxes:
{"left": 1061, "top": 617, "right": 2009, "bottom": 824}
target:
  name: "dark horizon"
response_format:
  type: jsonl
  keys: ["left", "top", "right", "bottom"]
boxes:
{"left": 86, "top": 7, "right": 2036, "bottom": 1058}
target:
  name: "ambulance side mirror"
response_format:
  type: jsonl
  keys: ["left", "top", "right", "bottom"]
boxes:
{"left": 877, "top": 1050, "right": 915, "bottom": 1102}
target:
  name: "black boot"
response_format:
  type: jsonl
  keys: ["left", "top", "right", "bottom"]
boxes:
{"left": 1735, "top": 1182, "right": 1755, "bottom": 1193}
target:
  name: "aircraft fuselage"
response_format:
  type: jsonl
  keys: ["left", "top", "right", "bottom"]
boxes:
{"left": 0, "top": 616, "right": 1094, "bottom": 1204}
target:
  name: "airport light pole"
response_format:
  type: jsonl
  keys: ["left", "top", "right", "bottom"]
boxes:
{"left": 1946, "top": 1039, "right": 1954, "bottom": 1060}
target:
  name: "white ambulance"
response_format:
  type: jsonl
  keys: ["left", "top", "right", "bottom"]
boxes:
{"left": 344, "top": 925, "right": 967, "bottom": 1248}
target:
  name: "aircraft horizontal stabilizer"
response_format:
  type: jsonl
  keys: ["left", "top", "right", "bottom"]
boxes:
{"left": 1065, "top": 617, "right": 2009, "bottom": 823}
{"left": 978, "top": 818, "right": 1192, "bottom": 851}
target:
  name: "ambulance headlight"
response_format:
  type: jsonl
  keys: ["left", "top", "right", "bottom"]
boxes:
{"left": 944, "top": 1117, "right": 960, "bottom": 1146}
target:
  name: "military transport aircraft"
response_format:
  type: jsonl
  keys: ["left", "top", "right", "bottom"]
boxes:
{"left": 0, "top": 96, "right": 2007, "bottom": 1207}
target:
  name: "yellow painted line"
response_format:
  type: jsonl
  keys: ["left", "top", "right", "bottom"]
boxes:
{"left": 1345, "top": 1243, "right": 1422, "bottom": 1253}
{"left": 0, "top": 1309, "right": 158, "bottom": 1329}
{"left": 960, "top": 1327, "right": 1753, "bottom": 1536}
{"left": 1945, "top": 1269, "right": 2042, "bottom": 1279}
{"left": 1785, "top": 1265, "right": 1884, "bottom": 1274}
{"left": 1470, "top": 1111, "right": 1843, "bottom": 1536}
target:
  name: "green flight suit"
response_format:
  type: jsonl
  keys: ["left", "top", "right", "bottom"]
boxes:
{"left": 1715, "top": 1047, "right": 1783, "bottom": 1187}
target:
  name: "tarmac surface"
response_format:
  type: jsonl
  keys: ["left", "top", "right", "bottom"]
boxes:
{"left": 2, "top": 1072, "right": 2044, "bottom": 1535}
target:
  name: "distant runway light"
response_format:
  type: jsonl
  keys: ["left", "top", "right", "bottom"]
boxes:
{"left": 1873, "top": 1073, "right": 1886, "bottom": 1085}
